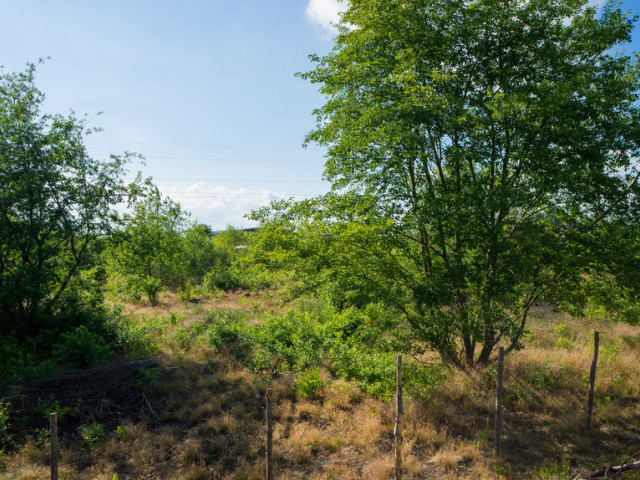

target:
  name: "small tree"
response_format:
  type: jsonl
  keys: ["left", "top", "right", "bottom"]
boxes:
{"left": 257, "top": 0, "right": 640, "bottom": 367}
{"left": 0, "top": 63, "right": 132, "bottom": 353}
{"left": 105, "top": 183, "right": 191, "bottom": 301}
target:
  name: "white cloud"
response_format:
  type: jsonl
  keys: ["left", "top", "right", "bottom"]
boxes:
{"left": 305, "top": 0, "right": 348, "bottom": 32}
{"left": 161, "top": 182, "right": 289, "bottom": 230}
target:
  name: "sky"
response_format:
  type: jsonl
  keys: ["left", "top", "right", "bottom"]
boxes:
{"left": 1, "top": 0, "right": 638, "bottom": 229}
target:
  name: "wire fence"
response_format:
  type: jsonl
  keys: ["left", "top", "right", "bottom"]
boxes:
{"left": 9, "top": 331, "right": 621, "bottom": 480}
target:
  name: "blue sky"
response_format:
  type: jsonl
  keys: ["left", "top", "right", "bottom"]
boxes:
{"left": 1, "top": 0, "right": 639, "bottom": 229}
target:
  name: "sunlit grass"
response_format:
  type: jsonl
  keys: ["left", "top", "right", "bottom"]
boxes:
{"left": 1, "top": 292, "right": 639, "bottom": 479}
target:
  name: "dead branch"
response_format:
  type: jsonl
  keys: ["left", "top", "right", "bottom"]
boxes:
{"left": 571, "top": 454, "right": 640, "bottom": 479}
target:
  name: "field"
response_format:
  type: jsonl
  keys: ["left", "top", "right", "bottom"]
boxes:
{"left": 1, "top": 290, "right": 640, "bottom": 480}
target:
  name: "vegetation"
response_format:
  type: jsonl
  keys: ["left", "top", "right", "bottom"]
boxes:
{"left": 1, "top": 0, "right": 640, "bottom": 477}
{"left": 260, "top": 0, "right": 640, "bottom": 368}
{"left": 0, "top": 63, "right": 134, "bottom": 376}
{"left": 0, "top": 293, "right": 638, "bottom": 479}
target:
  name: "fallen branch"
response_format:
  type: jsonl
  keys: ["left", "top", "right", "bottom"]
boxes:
{"left": 571, "top": 454, "right": 640, "bottom": 479}
{"left": 141, "top": 393, "right": 160, "bottom": 421}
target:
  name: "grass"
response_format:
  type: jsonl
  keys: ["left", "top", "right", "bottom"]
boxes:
{"left": 1, "top": 292, "right": 639, "bottom": 479}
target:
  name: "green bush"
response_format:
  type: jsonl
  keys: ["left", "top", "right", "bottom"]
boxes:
{"left": 207, "top": 317, "right": 242, "bottom": 351}
{"left": 250, "top": 311, "right": 323, "bottom": 372}
{"left": 109, "top": 315, "right": 160, "bottom": 359}
{"left": 530, "top": 358, "right": 557, "bottom": 390}
{"left": 138, "top": 276, "right": 163, "bottom": 305}
{"left": 226, "top": 301, "right": 448, "bottom": 400}
{"left": 295, "top": 369, "right": 324, "bottom": 399}
{"left": 52, "top": 325, "right": 110, "bottom": 367}
{"left": 78, "top": 422, "right": 105, "bottom": 449}
{"left": 35, "top": 396, "right": 80, "bottom": 419}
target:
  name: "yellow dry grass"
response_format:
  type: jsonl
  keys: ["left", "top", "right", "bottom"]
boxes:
{"left": 1, "top": 300, "right": 639, "bottom": 479}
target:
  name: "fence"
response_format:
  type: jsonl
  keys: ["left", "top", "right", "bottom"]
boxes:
{"left": 41, "top": 331, "right": 606, "bottom": 480}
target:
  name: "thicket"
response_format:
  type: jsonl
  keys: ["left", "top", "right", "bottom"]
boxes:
{"left": 0, "top": 63, "right": 133, "bottom": 380}
{"left": 0, "top": 65, "right": 264, "bottom": 383}
{"left": 103, "top": 182, "right": 266, "bottom": 305}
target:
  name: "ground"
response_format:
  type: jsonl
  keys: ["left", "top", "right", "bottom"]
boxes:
{"left": 1, "top": 292, "right": 639, "bottom": 479}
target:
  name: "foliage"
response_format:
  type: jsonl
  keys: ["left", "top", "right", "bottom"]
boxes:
{"left": 78, "top": 422, "right": 105, "bottom": 449}
{"left": 35, "top": 396, "right": 80, "bottom": 420}
{"left": 295, "top": 368, "right": 324, "bottom": 399}
{"left": 0, "top": 402, "right": 10, "bottom": 454}
{"left": 105, "top": 182, "right": 190, "bottom": 300}
{"left": 245, "top": 301, "right": 444, "bottom": 399}
{"left": 256, "top": 0, "right": 640, "bottom": 367}
{"left": 584, "top": 274, "right": 640, "bottom": 324}
{"left": 105, "top": 195, "right": 259, "bottom": 301}
{"left": 530, "top": 358, "right": 557, "bottom": 390}
{"left": 52, "top": 325, "right": 110, "bottom": 367}
{"left": 109, "top": 315, "right": 160, "bottom": 359}
{"left": 206, "top": 314, "right": 243, "bottom": 351}
{"left": 114, "top": 425, "right": 126, "bottom": 442}
{"left": 555, "top": 323, "right": 576, "bottom": 350}
{"left": 0, "top": 63, "right": 136, "bottom": 376}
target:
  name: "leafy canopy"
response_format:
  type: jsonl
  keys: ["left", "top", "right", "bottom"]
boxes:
{"left": 0, "top": 63, "right": 133, "bottom": 359}
{"left": 255, "top": 0, "right": 640, "bottom": 367}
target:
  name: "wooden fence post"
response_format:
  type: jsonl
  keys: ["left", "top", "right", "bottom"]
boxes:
{"left": 50, "top": 412, "right": 58, "bottom": 480}
{"left": 586, "top": 331, "right": 599, "bottom": 430}
{"left": 495, "top": 347, "right": 504, "bottom": 455}
{"left": 266, "top": 388, "right": 273, "bottom": 480}
{"left": 395, "top": 354, "right": 403, "bottom": 480}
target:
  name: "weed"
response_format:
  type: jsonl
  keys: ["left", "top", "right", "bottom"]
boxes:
{"left": 110, "top": 316, "right": 159, "bottom": 359}
{"left": 601, "top": 342, "right": 619, "bottom": 360}
{"left": 34, "top": 427, "right": 50, "bottom": 448}
{"left": 35, "top": 396, "right": 80, "bottom": 420}
{"left": 78, "top": 422, "right": 105, "bottom": 449}
{"left": 206, "top": 316, "right": 242, "bottom": 351}
{"left": 168, "top": 312, "right": 181, "bottom": 326}
{"left": 505, "top": 385, "right": 530, "bottom": 403}
{"left": 295, "top": 368, "right": 324, "bottom": 399}
{"left": 532, "top": 357, "right": 556, "bottom": 390}
{"left": 535, "top": 462, "right": 571, "bottom": 479}
{"left": 0, "top": 402, "right": 10, "bottom": 455}
{"left": 555, "top": 322, "right": 576, "bottom": 349}
{"left": 138, "top": 366, "right": 160, "bottom": 387}
{"left": 475, "top": 428, "right": 491, "bottom": 448}
{"left": 621, "top": 334, "right": 640, "bottom": 348}
{"left": 115, "top": 425, "right": 126, "bottom": 442}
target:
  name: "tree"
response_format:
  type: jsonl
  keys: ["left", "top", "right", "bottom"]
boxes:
{"left": 0, "top": 63, "right": 132, "bottom": 354}
{"left": 262, "top": 0, "right": 640, "bottom": 367}
{"left": 105, "top": 182, "right": 191, "bottom": 302}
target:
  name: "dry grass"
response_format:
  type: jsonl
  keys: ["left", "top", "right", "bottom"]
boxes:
{"left": 2, "top": 300, "right": 640, "bottom": 479}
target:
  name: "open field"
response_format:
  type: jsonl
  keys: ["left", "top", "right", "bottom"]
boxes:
{"left": 1, "top": 291, "right": 639, "bottom": 480}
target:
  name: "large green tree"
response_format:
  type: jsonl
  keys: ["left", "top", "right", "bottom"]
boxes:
{"left": 260, "top": 0, "right": 640, "bottom": 367}
{"left": 0, "top": 64, "right": 132, "bottom": 350}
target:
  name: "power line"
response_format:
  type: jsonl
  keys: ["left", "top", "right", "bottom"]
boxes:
{"left": 90, "top": 139, "right": 324, "bottom": 151}
{"left": 126, "top": 178, "right": 326, "bottom": 183}
{"left": 98, "top": 156, "right": 323, "bottom": 165}
{"left": 145, "top": 155, "right": 322, "bottom": 164}
{"left": 154, "top": 193, "right": 316, "bottom": 198}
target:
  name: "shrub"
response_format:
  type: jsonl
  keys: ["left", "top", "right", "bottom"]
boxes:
{"left": 207, "top": 317, "right": 242, "bottom": 351}
{"left": 52, "top": 325, "right": 110, "bottom": 367}
{"left": 109, "top": 316, "right": 159, "bottom": 359}
{"left": 138, "top": 276, "right": 163, "bottom": 305}
{"left": 295, "top": 369, "right": 324, "bottom": 399}
{"left": 78, "top": 422, "right": 105, "bottom": 448}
